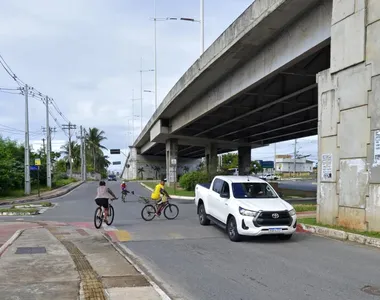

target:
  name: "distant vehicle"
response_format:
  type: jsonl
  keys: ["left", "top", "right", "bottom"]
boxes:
{"left": 194, "top": 175, "right": 297, "bottom": 242}
{"left": 107, "top": 174, "right": 117, "bottom": 181}
{"left": 226, "top": 168, "right": 239, "bottom": 176}
{"left": 259, "top": 174, "right": 279, "bottom": 181}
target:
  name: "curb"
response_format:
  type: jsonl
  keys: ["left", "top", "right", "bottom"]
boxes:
{"left": 299, "top": 223, "right": 380, "bottom": 249}
{"left": 0, "top": 229, "right": 24, "bottom": 257}
{"left": 0, "top": 181, "right": 84, "bottom": 207}
{"left": 102, "top": 232, "right": 172, "bottom": 300}
{"left": 139, "top": 182, "right": 194, "bottom": 201}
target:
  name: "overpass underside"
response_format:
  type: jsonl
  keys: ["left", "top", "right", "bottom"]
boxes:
{"left": 143, "top": 44, "right": 330, "bottom": 159}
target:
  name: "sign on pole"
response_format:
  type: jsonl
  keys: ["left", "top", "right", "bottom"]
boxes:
{"left": 35, "top": 158, "right": 41, "bottom": 166}
{"left": 110, "top": 149, "right": 121, "bottom": 154}
{"left": 30, "top": 165, "right": 38, "bottom": 171}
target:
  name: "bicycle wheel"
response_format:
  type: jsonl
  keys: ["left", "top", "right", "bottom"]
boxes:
{"left": 94, "top": 207, "right": 103, "bottom": 229}
{"left": 106, "top": 205, "right": 115, "bottom": 225}
{"left": 141, "top": 205, "right": 156, "bottom": 221}
{"left": 164, "top": 203, "right": 179, "bottom": 220}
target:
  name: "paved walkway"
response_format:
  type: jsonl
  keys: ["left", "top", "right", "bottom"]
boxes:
{"left": 0, "top": 222, "right": 164, "bottom": 300}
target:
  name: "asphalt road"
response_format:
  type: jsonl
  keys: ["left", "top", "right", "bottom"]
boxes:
{"left": 1, "top": 181, "right": 379, "bottom": 300}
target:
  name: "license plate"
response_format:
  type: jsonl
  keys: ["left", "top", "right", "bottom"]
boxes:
{"left": 268, "top": 228, "right": 282, "bottom": 232}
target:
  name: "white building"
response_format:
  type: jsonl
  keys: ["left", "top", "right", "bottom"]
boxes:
{"left": 275, "top": 156, "right": 314, "bottom": 174}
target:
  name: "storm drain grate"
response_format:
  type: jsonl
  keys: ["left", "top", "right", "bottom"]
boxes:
{"left": 48, "top": 228, "right": 106, "bottom": 300}
{"left": 361, "top": 285, "right": 380, "bottom": 296}
{"left": 15, "top": 247, "right": 46, "bottom": 254}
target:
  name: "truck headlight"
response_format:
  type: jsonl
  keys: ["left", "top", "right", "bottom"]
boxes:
{"left": 288, "top": 209, "right": 296, "bottom": 216}
{"left": 239, "top": 207, "right": 258, "bottom": 217}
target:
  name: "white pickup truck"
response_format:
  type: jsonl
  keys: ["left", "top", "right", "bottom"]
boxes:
{"left": 195, "top": 175, "right": 297, "bottom": 242}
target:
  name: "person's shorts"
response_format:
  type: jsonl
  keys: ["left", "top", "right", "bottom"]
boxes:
{"left": 95, "top": 198, "right": 109, "bottom": 208}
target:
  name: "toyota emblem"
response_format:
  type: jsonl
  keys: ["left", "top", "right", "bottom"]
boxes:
{"left": 272, "top": 213, "right": 280, "bottom": 219}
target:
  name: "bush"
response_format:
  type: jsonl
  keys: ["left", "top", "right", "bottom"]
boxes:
{"left": 179, "top": 171, "right": 209, "bottom": 191}
{"left": 53, "top": 177, "right": 77, "bottom": 188}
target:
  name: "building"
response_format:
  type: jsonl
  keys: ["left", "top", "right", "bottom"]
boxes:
{"left": 275, "top": 155, "right": 314, "bottom": 174}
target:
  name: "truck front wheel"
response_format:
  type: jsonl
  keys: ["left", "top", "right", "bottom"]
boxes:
{"left": 198, "top": 203, "right": 210, "bottom": 225}
{"left": 227, "top": 216, "right": 242, "bottom": 242}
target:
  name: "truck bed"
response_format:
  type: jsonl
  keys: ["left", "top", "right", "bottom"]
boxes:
{"left": 198, "top": 183, "right": 211, "bottom": 189}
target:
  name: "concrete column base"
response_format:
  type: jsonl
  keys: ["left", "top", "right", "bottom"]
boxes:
{"left": 166, "top": 139, "right": 178, "bottom": 187}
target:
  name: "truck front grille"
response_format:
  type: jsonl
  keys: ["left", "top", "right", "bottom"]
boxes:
{"left": 253, "top": 210, "right": 292, "bottom": 227}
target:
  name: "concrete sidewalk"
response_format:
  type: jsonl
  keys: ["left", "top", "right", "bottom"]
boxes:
{"left": 0, "top": 223, "right": 166, "bottom": 300}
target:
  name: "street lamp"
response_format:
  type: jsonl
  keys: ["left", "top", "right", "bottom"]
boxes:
{"left": 152, "top": 0, "right": 204, "bottom": 110}
{"left": 139, "top": 58, "right": 154, "bottom": 132}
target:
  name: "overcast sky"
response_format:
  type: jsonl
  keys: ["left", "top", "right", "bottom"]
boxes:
{"left": 0, "top": 0, "right": 317, "bottom": 173}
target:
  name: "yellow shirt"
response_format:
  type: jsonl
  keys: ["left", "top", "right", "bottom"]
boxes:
{"left": 151, "top": 183, "right": 164, "bottom": 200}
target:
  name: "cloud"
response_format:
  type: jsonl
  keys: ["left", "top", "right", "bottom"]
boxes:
{"left": 0, "top": 0, "right": 318, "bottom": 172}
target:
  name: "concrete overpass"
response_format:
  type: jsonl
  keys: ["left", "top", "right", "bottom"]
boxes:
{"left": 124, "top": 0, "right": 380, "bottom": 231}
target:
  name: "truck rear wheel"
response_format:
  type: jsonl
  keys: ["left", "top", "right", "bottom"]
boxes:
{"left": 198, "top": 203, "right": 210, "bottom": 225}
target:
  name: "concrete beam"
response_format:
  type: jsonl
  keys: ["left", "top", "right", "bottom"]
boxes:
{"left": 170, "top": 2, "right": 331, "bottom": 134}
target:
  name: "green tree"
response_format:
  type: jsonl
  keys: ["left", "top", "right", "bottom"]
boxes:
{"left": 221, "top": 153, "right": 238, "bottom": 170}
{"left": 250, "top": 160, "right": 263, "bottom": 174}
{"left": 85, "top": 127, "right": 107, "bottom": 172}
{"left": 60, "top": 141, "right": 81, "bottom": 171}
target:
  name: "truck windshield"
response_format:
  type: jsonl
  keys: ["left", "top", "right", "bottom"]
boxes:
{"left": 231, "top": 182, "right": 278, "bottom": 199}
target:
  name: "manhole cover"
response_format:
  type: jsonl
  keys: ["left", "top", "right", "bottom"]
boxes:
{"left": 15, "top": 247, "right": 46, "bottom": 254}
{"left": 361, "top": 285, "right": 380, "bottom": 296}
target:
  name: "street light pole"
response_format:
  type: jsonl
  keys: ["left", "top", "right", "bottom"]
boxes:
{"left": 200, "top": 0, "right": 204, "bottom": 54}
{"left": 139, "top": 58, "right": 154, "bottom": 132}
{"left": 154, "top": 0, "right": 157, "bottom": 110}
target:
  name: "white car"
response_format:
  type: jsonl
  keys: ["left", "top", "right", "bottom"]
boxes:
{"left": 195, "top": 175, "right": 297, "bottom": 242}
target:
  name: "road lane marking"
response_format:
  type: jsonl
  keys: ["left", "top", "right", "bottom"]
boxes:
{"left": 114, "top": 230, "right": 131, "bottom": 242}
{"left": 168, "top": 232, "right": 183, "bottom": 239}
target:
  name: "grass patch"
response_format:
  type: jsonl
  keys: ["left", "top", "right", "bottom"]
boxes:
{"left": 301, "top": 218, "right": 380, "bottom": 239}
{"left": 0, "top": 207, "right": 38, "bottom": 214}
{"left": 142, "top": 182, "right": 195, "bottom": 197}
{"left": 293, "top": 204, "right": 316, "bottom": 212}
{"left": 53, "top": 178, "right": 78, "bottom": 188}
{"left": 0, "top": 187, "right": 51, "bottom": 201}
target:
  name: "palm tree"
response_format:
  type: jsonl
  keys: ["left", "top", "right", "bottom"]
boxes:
{"left": 85, "top": 127, "right": 107, "bottom": 172}
{"left": 60, "top": 141, "right": 81, "bottom": 171}
{"left": 137, "top": 167, "right": 145, "bottom": 180}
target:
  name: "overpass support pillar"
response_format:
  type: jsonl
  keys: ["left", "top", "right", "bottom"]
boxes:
{"left": 166, "top": 139, "right": 178, "bottom": 187}
{"left": 317, "top": 0, "right": 380, "bottom": 231}
{"left": 238, "top": 146, "right": 251, "bottom": 175}
{"left": 205, "top": 144, "right": 218, "bottom": 177}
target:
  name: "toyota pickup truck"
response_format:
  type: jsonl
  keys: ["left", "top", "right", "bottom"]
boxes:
{"left": 195, "top": 175, "right": 297, "bottom": 242}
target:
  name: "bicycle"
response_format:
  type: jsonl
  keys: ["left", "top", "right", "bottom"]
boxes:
{"left": 121, "top": 190, "right": 128, "bottom": 202}
{"left": 138, "top": 196, "right": 179, "bottom": 221}
{"left": 94, "top": 197, "right": 117, "bottom": 229}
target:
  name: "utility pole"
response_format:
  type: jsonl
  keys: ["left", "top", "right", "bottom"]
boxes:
{"left": 45, "top": 97, "right": 52, "bottom": 188}
{"left": 42, "top": 138, "right": 46, "bottom": 155}
{"left": 131, "top": 90, "right": 140, "bottom": 141}
{"left": 293, "top": 139, "right": 297, "bottom": 176}
{"left": 24, "top": 84, "right": 31, "bottom": 195}
{"left": 79, "top": 126, "right": 84, "bottom": 180}
{"left": 83, "top": 128, "right": 87, "bottom": 181}
{"left": 63, "top": 122, "right": 76, "bottom": 178}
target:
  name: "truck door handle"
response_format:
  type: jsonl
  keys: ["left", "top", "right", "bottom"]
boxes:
{"left": 225, "top": 203, "right": 228, "bottom": 206}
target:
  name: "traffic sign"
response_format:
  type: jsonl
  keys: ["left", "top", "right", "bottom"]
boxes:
{"left": 110, "top": 149, "right": 120, "bottom": 154}
{"left": 30, "top": 165, "right": 38, "bottom": 171}
{"left": 35, "top": 158, "right": 41, "bottom": 166}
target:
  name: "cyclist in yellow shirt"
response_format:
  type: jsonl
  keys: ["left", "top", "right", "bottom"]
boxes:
{"left": 151, "top": 178, "right": 171, "bottom": 216}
